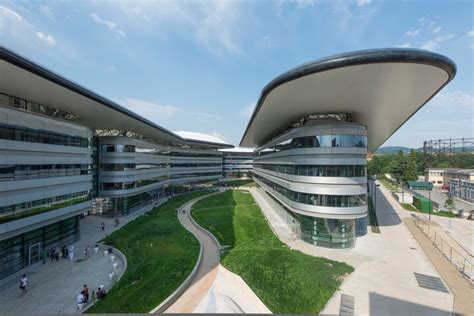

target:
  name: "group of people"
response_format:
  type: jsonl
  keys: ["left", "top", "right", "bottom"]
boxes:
{"left": 77, "top": 284, "right": 107, "bottom": 307}
{"left": 48, "top": 245, "right": 72, "bottom": 261}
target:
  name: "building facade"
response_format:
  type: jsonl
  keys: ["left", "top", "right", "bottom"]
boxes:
{"left": 240, "top": 49, "right": 456, "bottom": 249}
{"left": 425, "top": 168, "right": 446, "bottom": 186}
{"left": 253, "top": 122, "right": 367, "bottom": 248}
{"left": 220, "top": 147, "right": 254, "bottom": 177}
{"left": 446, "top": 169, "right": 474, "bottom": 203}
{"left": 0, "top": 47, "right": 230, "bottom": 279}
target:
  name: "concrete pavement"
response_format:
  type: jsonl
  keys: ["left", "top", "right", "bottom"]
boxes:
{"left": 249, "top": 187, "right": 454, "bottom": 316}
{"left": 0, "top": 198, "right": 165, "bottom": 315}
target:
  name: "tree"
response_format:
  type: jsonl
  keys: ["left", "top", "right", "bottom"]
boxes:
{"left": 403, "top": 149, "right": 418, "bottom": 182}
{"left": 391, "top": 150, "right": 406, "bottom": 184}
{"left": 236, "top": 170, "right": 242, "bottom": 178}
{"left": 444, "top": 197, "right": 456, "bottom": 212}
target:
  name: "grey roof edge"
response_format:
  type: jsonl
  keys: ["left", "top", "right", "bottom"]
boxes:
{"left": 0, "top": 46, "right": 233, "bottom": 149}
{"left": 239, "top": 48, "right": 457, "bottom": 148}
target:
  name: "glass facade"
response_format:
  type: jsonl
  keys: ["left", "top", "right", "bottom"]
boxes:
{"left": 0, "top": 216, "right": 79, "bottom": 280}
{"left": 257, "top": 134, "right": 367, "bottom": 156}
{"left": 0, "top": 123, "right": 90, "bottom": 148}
{"left": 100, "top": 163, "right": 169, "bottom": 171}
{"left": 0, "top": 191, "right": 90, "bottom": 224}
{"left": 97, "top": 192, "right": 153, "bottom": 217}
{"left": 170, "top": 172, "right": 222, "bottom": 179}
{"left": 254, "top": 164, "right": 366, "bottom": 177}
{"left": 100, "top": 176, "right": 169, "bottom": 190}
{"left": 0, "top": 164, "right": 91, "bottom": 181}
{"left": 298, "top": 214, "right": 355, "bottom": 249}
{"left": 255, "top": 174, "right": 366, "bottom": 207}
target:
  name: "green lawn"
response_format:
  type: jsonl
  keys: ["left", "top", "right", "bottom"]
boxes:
{"left": 86, "top": 190, "right": 212, "bottom": 313}
{"left": 191, "top": 190, "right": 354, "bottom": 314}
{"left": 402, "top": 203, "right": 417, "bottom": 211}
{"left": 401, "top": 202, "right": 456, "bottom": 218}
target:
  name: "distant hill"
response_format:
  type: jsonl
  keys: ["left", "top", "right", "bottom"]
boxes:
{"left": 375, "top": 146, "right": 419, "bottom": 154}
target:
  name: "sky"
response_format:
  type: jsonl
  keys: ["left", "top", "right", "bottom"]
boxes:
{"left": 0, "top": 0, "right": 472, "bottom": 148}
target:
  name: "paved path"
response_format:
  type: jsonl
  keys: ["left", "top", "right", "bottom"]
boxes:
{"left": 404, "top": 217, "right": 474, "bottom": 315}
{"left": 164, "top": 195, "right": 221, "bottom": 313}
{"left": 0, "top": 198, "right": 165, "bottom": 315}
{"left": 249, "top": 187, "right": 454, "bottom": 316}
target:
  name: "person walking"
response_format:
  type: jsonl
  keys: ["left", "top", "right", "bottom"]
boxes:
{"left": 101, "top": 222, "right": 105, "bottom": 231}
{"left": 19, "top": 274, "right": 28, "bottom": 297}
{"left": 84, "top": 247, "right": 89, "bottom": 260}
{"left": 83, "top": 284, "right": 89, "bottom": 302}
{"left": 69, "top": 245, "right": 75, "bottom": 261}
{"left": 50, "top": 247, "right": 55, "bottom": 261}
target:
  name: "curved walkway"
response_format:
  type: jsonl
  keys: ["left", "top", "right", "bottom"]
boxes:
{"left": 163, "top": 194, "right": 221, "bottom": 313}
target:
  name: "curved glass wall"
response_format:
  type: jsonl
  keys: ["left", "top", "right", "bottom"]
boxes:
{"left": 298, "top": 214, "right": 355, "bottom": 249}
{"left": 170, "top": 172, "right": 222, "bottom": 179}
{"left": 254, "top": 164, "right": 366, "bottom": 177}
{"left": 257, "top": 134, "right": 367, "bottom": 156}
{"left": 100, "top": 163, "right": 169, "bottom": 171}
{"left": 95, "top": 192, "right": 152, "bottom": 217}
{"left": 100, "top": 175, "right": 169, "bottom": 190}
{"left": 255, "top": 174, "right": 366, "bottom": 207}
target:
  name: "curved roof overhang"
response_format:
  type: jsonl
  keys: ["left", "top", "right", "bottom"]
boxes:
{"left": 0, "top": 46, "right": 232, "bottom": 149}
{"left": 239, "top": 48, "right": 456, "bottom": 152}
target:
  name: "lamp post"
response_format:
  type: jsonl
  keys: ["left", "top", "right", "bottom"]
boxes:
{"left": 428, "top": 184, "right": 432, "bottom": 221}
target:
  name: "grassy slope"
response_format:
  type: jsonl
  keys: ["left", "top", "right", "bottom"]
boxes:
{"left": 224, "top": 179, "right": 256, "bottom": 187}
{"left": 191, "top": 190, "right": 354, "bottom": 314}
{"left": 87, "top": 191, "right": 211, "bottom": 313}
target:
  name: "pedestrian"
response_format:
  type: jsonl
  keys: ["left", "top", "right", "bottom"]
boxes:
{"left": 19, "top": 274, "right": 28, "bottom": 297}
{"left": 61, "top": 245, "right": 66, "bottom": 258}
{"left": 69, "top": 245, "right": 75, "bottom": 261}
{"left": 50, "top": 247, "right": 55, "bottom": 261}
{"left": 64, "top": 247, "right": 69, "bottom": 259}
{"left": 83, "top": 284, "right": 89, "bottom": 302}
{"left": 55, "top": 247, "right": 60, "bottom": 261}
{"left": 84, "top": 247, "right": 89, "bottom": 260}
{"left": 114, "top": 217, "right": 119, "bottom": 227}
{"left": 101, "top": 222, "right": 105, "bottom": 231}
{"left": 41, "top": 249, "right": 47, "bottom": 264}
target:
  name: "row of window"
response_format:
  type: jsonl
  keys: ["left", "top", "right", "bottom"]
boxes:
{"left": 100, "top": 175, "right": 170, "bottom": 190}
{"left": 170, "top": 172, "right": 222, "bottom": 179}
{"left": 0, "top": 191, "right": 91, "bottom": 224}
{"left": 100, "top": 163, "right": 169, "bottom": 172}
{"left": 99, "top": 144, "right": 222, "bottom": 157}
{"left": 0, "top": 164, "right": 91, "bottom": 181}
{"left": 257, "top": 134, "right": 367, "bottom": 156}
{"left": 255, "top": 174, "right": 367, "bottom": 208}
{"left": 0, "top": 123, "right": 90, "bottom": 148}
{"left": 254, "top": 164, "right": 366, "bottom": 177}
{"left": 170, "top": 163, "right": 222, "bottom": 168}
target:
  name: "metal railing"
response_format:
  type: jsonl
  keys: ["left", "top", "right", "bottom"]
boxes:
{"left": 412, "top": 215, "right": 473, "bottom": 284}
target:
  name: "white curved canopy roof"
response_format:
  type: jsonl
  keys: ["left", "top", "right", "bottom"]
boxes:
{"left": 239, "top": 48, "right": 456, "bottom": 152}
{"left": 173, "top": 131, "right": 230, "bottom": 147}
{"left": 0, "top": 46, "right": 233, "bottom": 149}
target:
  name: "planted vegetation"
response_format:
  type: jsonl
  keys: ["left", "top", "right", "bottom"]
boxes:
{"left": 191, "top": 190, "right": 354, "bottom": 314}
{"left": 86, "top": 190, "right": 211, "bottom": 313}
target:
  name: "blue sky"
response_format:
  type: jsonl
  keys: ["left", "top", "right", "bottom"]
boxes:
{"left": 1, "top": 0, "right": 472, "bottom": 148}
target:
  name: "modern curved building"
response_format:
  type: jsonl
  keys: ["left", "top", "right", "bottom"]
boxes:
{"left": 220, "top": 147, "right": 254, "bottom": 177}
{"left": 241, "top": 48, "right": 456, "bottom": 248}
{"left": 0, "top": 46, "right": 231, "bottom": 279}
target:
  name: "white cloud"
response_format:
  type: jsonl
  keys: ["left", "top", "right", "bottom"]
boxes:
{"left": 356, "top": 0, "right": 371, "bottom": 6}
{"left": 36, "top": 32, "right": 56, "bottom": 46}
{"left": 123, "top": 98, "right": 182, "bottom": 118}
{"left": 420, "top": 34, "right": 454, "bottom": 51}
{"left": 467, "top": 30, "right": 474, "bottom": 37}
{"left": 0, "top": 5, "right": 22, "bottom": 22}
{"left": 295, "top": 0, "right": 318, "bottom": 8}
{"left": 406, "top": 29, "right": 419, "bottom": 37}
{"left": 397, "top": 42, "right": 411, "bottom": 48}
{"left": 430, "top": 90, "right": 474, "bottom": 113}
{"left": 240, "top": 102, "right": 256, "bottom": 118}
{"left": 432, "top": 26, "right": 441, "bottom": 33}
{"left": 471, "top": 43, "right": 474, "bottom": 50}
{"left": 89, "top": 12, "right": 126, "bottom": 37}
